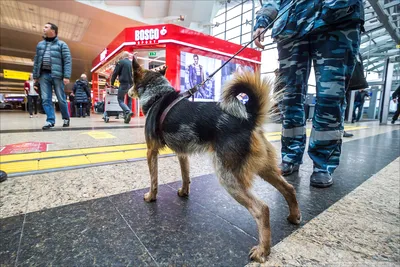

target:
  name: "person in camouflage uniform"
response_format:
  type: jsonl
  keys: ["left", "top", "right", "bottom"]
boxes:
{"left": 253, "top": 0, "right": 364, "bottom": 188}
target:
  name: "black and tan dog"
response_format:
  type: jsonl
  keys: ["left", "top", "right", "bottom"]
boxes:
{"left": 128, "top": 57, "right": 301, "bottom": 263}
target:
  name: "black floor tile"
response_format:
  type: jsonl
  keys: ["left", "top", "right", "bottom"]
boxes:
{"left": 0, "top": 215, "right": 24, "bottom": 266}
{"left": 0, "top": 129, "right": 398, "bottom": 266}
{"left": 15, "top": 198, "right": 156, "bottom": 266}
{"left": 109, "top": 186, "right": 258, "bottom": 267}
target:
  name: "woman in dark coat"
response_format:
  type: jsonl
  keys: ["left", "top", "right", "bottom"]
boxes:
{"left": 72, "top": 74, "right": 90, "bottom": 118}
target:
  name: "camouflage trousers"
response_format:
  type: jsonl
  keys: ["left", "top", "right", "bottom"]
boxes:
{"left": 277, "top": 24, "right": 361, "bottom": 173}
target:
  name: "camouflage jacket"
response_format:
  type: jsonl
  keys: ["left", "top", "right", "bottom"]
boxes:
{"left": 254, "top": 0, "right": 365, "bottom": 42}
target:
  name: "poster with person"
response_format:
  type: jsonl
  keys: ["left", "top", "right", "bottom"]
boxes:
{"left": 180, "top": 51, "right": 221, "bottom": 102}
{"left": 221, "top": 61, "right": 254, "bottom": 86}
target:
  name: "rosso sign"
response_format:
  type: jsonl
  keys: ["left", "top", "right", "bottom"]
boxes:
{"left": 134, "top": 27, "right": 167, "bottom": 42}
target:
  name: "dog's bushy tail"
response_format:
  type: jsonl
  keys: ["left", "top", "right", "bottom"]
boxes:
{"left": 219, "top": 71, "right": 273, "bottom": 128}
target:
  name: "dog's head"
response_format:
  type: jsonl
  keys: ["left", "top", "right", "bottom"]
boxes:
{"left": 128, "top": 56, "right": 168, "bottom": 99}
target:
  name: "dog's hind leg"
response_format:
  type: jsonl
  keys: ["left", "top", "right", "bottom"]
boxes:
{"left": 177, "top": 154, "right": 190, "bottom": 197}
{"left": 214, "top": 161, "right": 270, "bottom": 263}
{"left": 144, "top": 149, "right": 159, "bottom": 202}
{"left": 258, "top": 164, "right": 301, "bottom": 225}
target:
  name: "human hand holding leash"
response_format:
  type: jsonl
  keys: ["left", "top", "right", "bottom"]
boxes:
{"left": 253, "top": 27, "right": 266, "bottom": 49}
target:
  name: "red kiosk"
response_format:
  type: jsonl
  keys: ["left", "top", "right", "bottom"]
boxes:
{"left": 91, "top": 24, "right": 261, "bottom": 117}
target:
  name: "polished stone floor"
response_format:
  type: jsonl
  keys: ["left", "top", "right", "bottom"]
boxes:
{"left": 1, "top": 120, "right": 399, "bottom": 266}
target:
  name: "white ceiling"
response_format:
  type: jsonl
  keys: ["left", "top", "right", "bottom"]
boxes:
{"left": 0, "top": 0, "right": 217, "bottom": 95}
{"left": 0, "top": 0, "right": 91, "bottom": 42}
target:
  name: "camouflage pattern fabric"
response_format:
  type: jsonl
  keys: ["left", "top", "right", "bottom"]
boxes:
{"left": 255, "top": 0, "right": 364, "bottom": 42}
{"left": 278, "top": 23, "right": 361, "bottom": 173}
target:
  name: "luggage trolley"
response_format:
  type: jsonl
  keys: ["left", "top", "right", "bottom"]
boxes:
{"left": 103, "top": 85, "right": 124, "bottom": 123}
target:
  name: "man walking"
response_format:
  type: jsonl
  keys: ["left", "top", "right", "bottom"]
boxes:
{"left": 33, "top": 22, "right": 72, "bottom": 130}
{"left": 352, "top": 89, "right": 370, "bottom": 123}
{"left": 253, "top": 0, "right": 364, "bottom": 187}
{"left": 111, "top": 51, "right": 134, "bottom": 123}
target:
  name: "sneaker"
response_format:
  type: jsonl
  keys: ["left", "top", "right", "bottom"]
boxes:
{"left": 124, "top": 112, "right": 134, "bottom": 124}
{"left": 30, "top": 115, "right": 33, "bottom": 118}
{"left": 310, "top": 172, "right": 333, "bottom": 188}
{"left": 42, "top": 122, "right": 54, "bottom": 130}
{"left": 279, "top": 163, "right": 300, "bottom": 176}
{"left": 63, "top": 119, "right": 70, "bottom": 127}
{"left": 391, "top": 120, "right": 395, "bottom": 124}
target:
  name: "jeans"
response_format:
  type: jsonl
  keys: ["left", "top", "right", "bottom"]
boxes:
{"left": 118, "top": 83, "right": 132, "bottom": 114}
{"left": 28, "top": 95, "right": 39, "bottom": 115}
{"left": 352, "top": 102, "right": 364, "bottom": 122}
{"left": 39, "top": 72, "right": 69, "bottom": 124}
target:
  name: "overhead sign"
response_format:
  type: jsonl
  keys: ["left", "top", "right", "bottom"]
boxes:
{"left": 134, "top": 26, "right": 167, "bottom": 44}
{"left": 100, "top": 48, "right": 107, "bottom": 61}
{"left": 148, "top": 51, "right": 157, "bottom": 57}
{"left": 0, "top": 142, "right": 51, "bottom": 155}
{"left": 3, "top": 69, "right": 30, "bottom": 81}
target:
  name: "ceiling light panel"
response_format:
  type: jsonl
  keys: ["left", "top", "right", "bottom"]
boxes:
{"left": 17, "top": 2, "right": 39, "bottom": 14}
{"left": 77, "top": 18, "right": 91, "bottom": 29}
{"left": 0, "top": 0, "right": 91, "bottom": 42}
{"left": 2, "top": 1, "right": 18, "bottom": 8}
{"left": 60, "top": 12, "right": 79, "bottom": 24}
{"left": 40, "top": 7, "right": 59, "bottom": 20}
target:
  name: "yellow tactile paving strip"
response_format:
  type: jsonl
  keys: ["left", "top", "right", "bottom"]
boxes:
{"left": 0, "top": 143, "right": 174, "bottom": 175}
{"left": 0, "top": 126, "right": 367, "bottom": 175}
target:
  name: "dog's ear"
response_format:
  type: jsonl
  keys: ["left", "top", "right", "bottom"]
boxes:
{"left": 132, "top": 54, "right": 141, "bottom": 71}
{"left": 158, "top": 66, "right": 167, "bottom": 76}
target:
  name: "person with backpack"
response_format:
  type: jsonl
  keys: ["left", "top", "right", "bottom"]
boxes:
{"left": 32, "top": 22, "right": 72, "bottom": 130}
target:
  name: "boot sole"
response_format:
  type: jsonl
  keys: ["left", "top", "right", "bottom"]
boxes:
{"left": 310, "top": 181, "right": 333, "bottom": 188}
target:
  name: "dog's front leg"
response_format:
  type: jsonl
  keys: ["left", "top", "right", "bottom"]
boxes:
{"left": 177, "top": 154, "right": 190, "bottom": 197}
{"left": 144, "top": 149, "right": 159, "bottom": 202}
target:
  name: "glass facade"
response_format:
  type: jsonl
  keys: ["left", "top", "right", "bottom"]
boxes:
{"left": 210, "top": 0, "right": 314, "bottom": 91}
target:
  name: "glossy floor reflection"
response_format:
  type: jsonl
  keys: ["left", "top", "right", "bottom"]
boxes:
{"left": 1, "top": 130, "right": 399, "bottom": 266}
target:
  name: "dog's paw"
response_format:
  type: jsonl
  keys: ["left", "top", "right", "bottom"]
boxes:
{"left": 249, "top": 245, "right": 270, "bottom": 263}
{"left": 287, "top": 213, "right": 302, "bottom": 225}
{"left": 144, "top": 192, "right": 157, "bottom": 202}
{"left": 177, "top": 188, "right": 189, "bottom": 198}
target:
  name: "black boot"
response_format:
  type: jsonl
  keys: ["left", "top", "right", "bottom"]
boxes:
{"left": 310, "top": 172, "right": 333, "bottom": 188}
{"left": 343, "top": 131, "right": 353, "bottom": 137}
{"left": 279, "top": 163, "right": 300, "bottom": 176}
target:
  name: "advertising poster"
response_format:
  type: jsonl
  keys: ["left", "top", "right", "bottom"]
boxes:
{"left": 180, "top": 51, "right": 221, "bottom": 102}
{"left": 221, "top": 61, "right": 254, "bottom": 86}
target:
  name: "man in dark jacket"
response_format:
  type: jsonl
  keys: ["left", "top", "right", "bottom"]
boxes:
{"left": 73, "top": 74, "right": 90, "bottom": 118}
{"left": 33, "top": 22, "right": 72, "bottom": 130}
{"left": 392, "top": 85, "right": 400, "bottom": 124}
{"left": 111, "top": 51, "right": 134, "bottom": 124}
